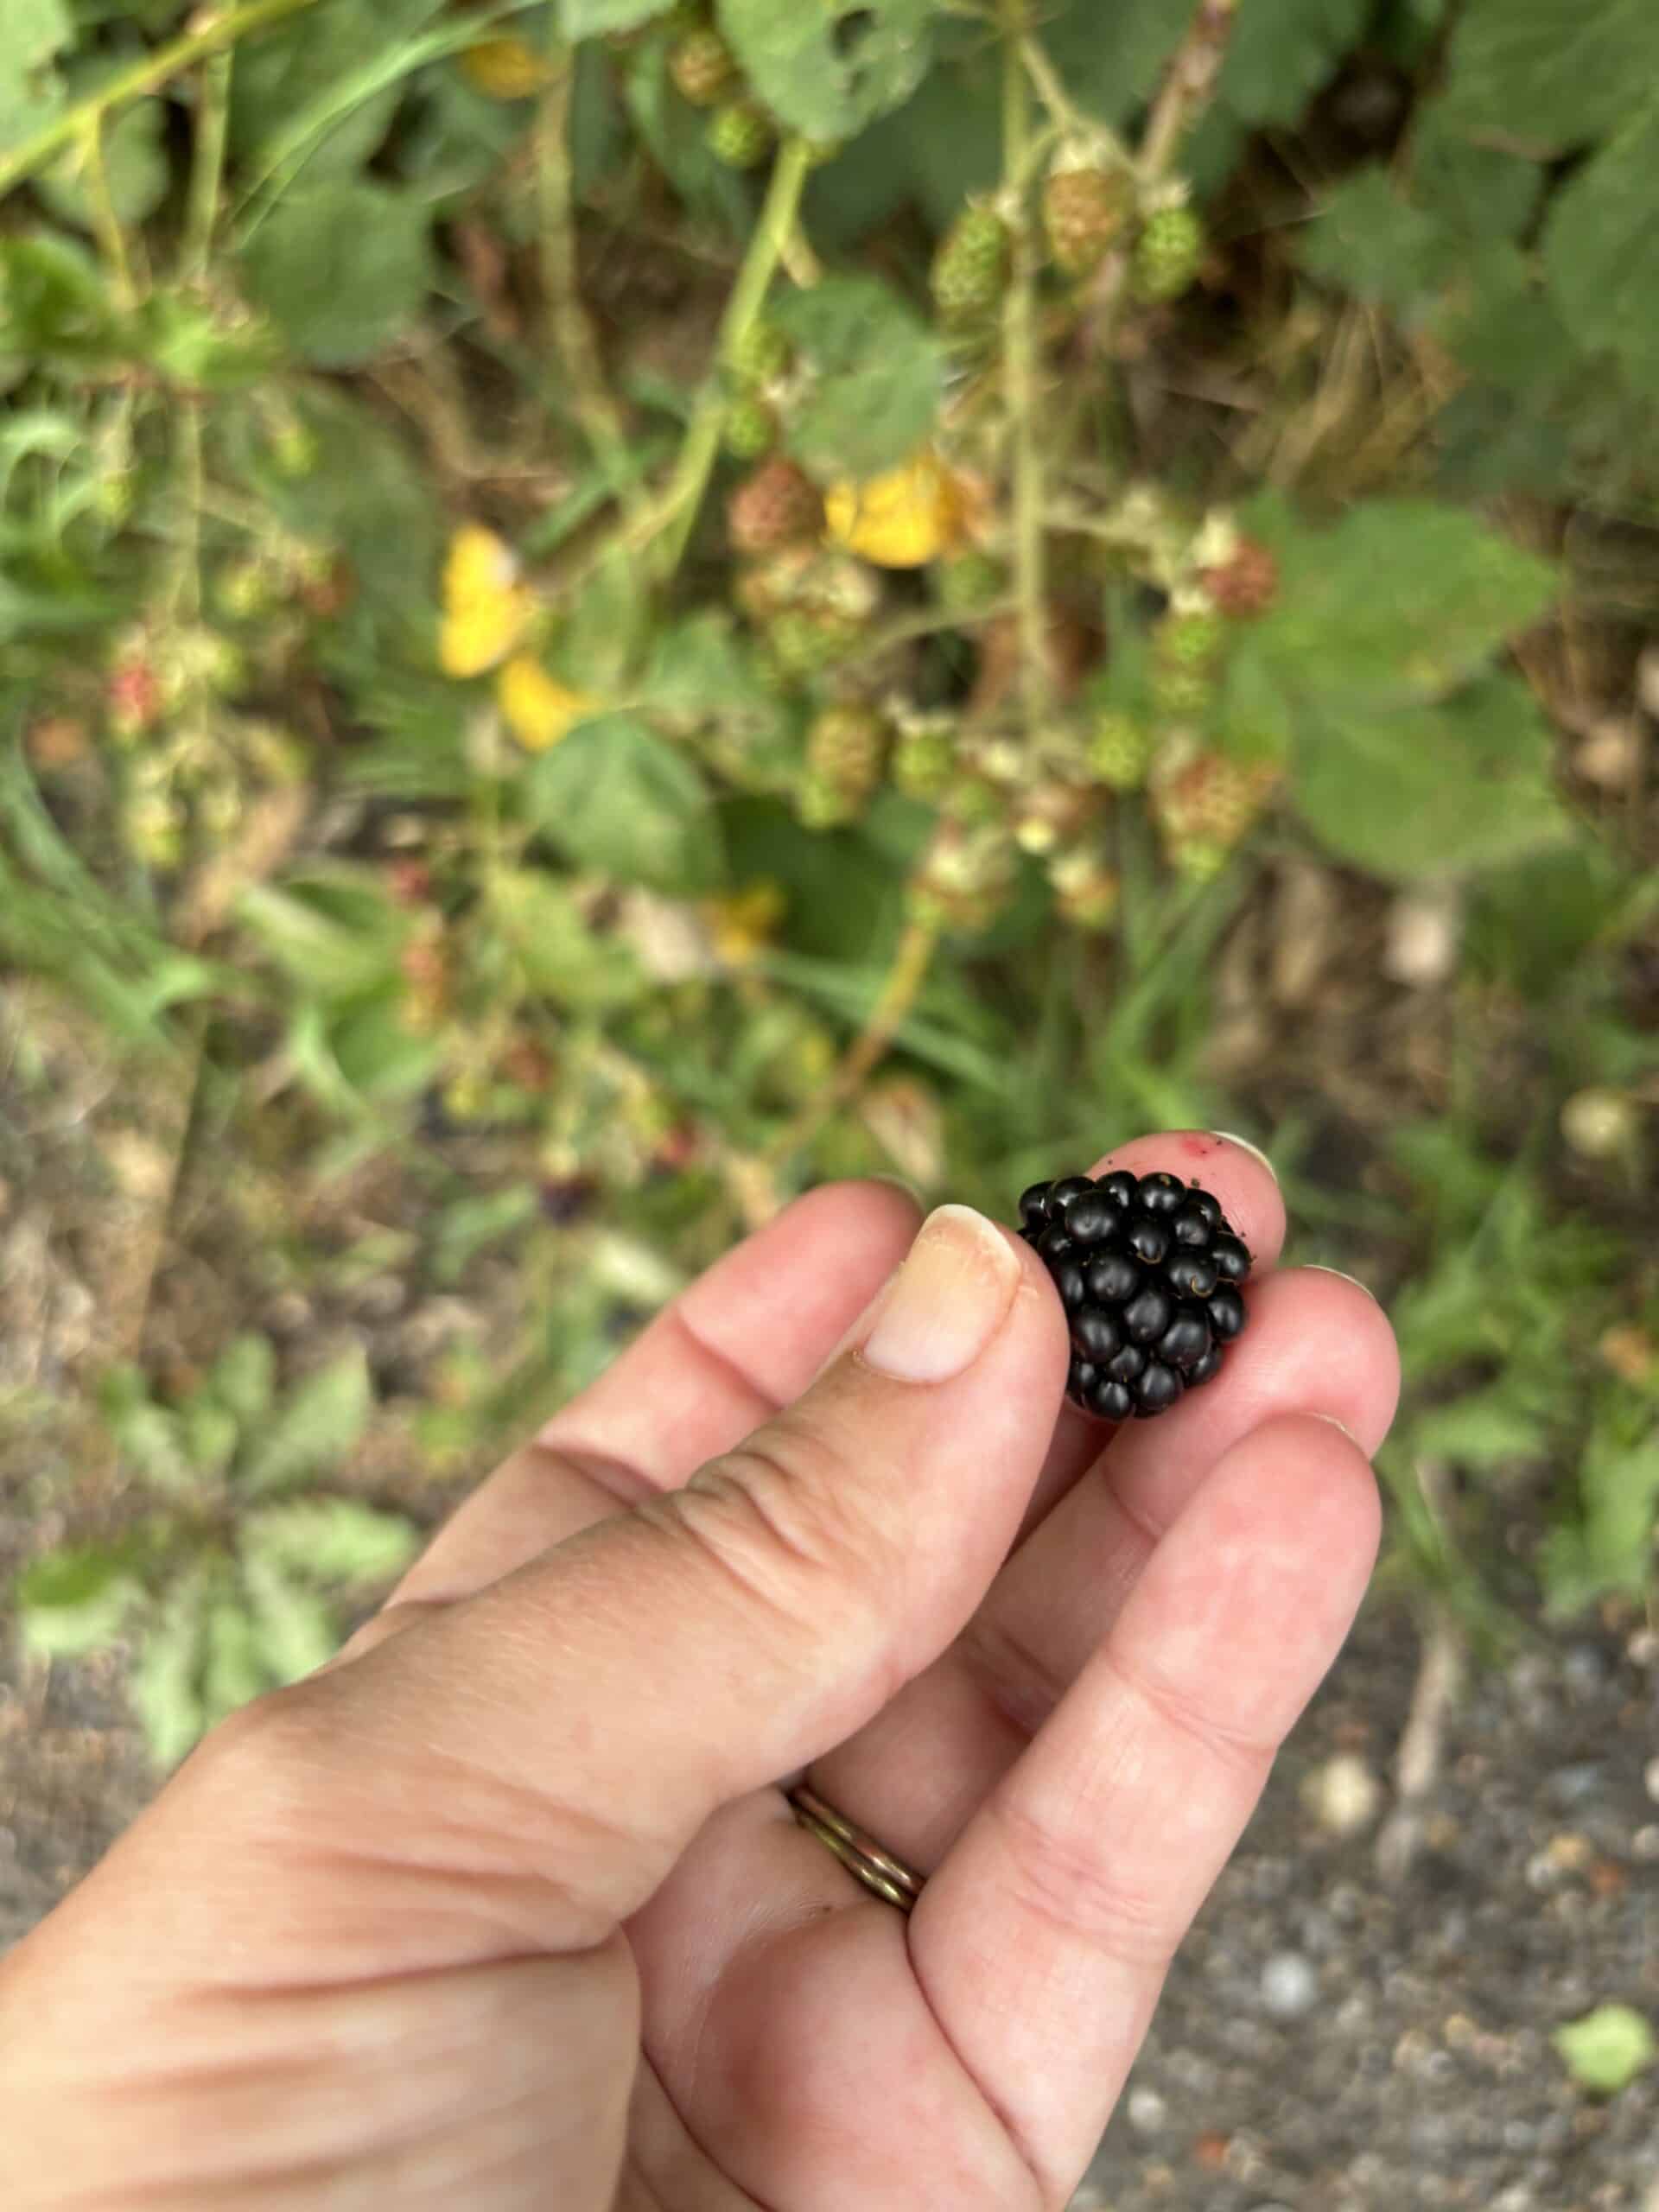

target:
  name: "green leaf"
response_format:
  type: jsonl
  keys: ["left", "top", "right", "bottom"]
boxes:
{"left": 231, "top": 0, "right": 444, "bottom": 181}
{"left": 130, "top": 1570, "right": 210, "bottom": 1768}
{"left": 0, "top": 0, "right": 69, "bottom": 149}
{"left": 39, "top": 98, "right": 170, "bottom": 231}
{"left": 562, "top": 0, "right": 672, "bottom": 32}
{"left": 774, "top": 276, "right": 944, "bottom": 483}
{"left": 202, "top": 1597, "right": 270, "bottom": 1724}
{"left": 1553, "top": 2005, "right": 1657, "bottom": 2095}
{"left": 1294, "top": 676, "right": 1573, "bottom": 882}
{"left": 0, "top": 236, "right": 117, "bottom": 362}
{"left": 489, "top": 868, "right": 647, "bottom": 1007}
{"left": 243, "top": 1497, "right": 422, "bottom": 1586}
{"left": 236, "top": 1350, "right": 373, "bottom": 1497}
{"left": 528, "top": 713, "right": 725, "bottom": 895}
{"left": 1299, "top": 168, "right": 1459, "bottom": 318}
{"left": 1543, "top": 1425, "right": 1659, "bottom": 1613}
{"left": 715, "top": 0, "right": 935, "bottom": 143}
{"left": 239, "top": 181, "right": 434, "bottom": 368}
{"left": 16, "top": 1544, "right": 141, "bottom": 1660}
{"left": 1544, "top": 103, "right": 1659, "bottom": 402}
{"left": 98, "top": 1371, "right": 204, "bottom": 1498}
{"left": 237, "top": 870, "right": 410, "bottom": 1001}
{"left": 1409, "top": 112, "right": 1543, "bottom": 242}
{"left": 242, "top": 1554, "right": 341, "bottom": 1682}
{"left": 1250, "top": 498, "right": 1558, "bottom": 707}
{"left": 179, "top": 1399, "right": 242, "bottom": 1482}
{"left": 208, "top": 1335, "right": 277, "bottom": 1429}
{"left": 1412, "top": 1392, "right": 1546, "bottom": 1469}
{"left": 8, "top": 0, "right": 70, "bottom": 67}
{"left": 1218, "top": 0, "right": 1368, "bottom": 126}
{"left": 1440, "top": 0, "right": 1659, "bottom": 149}
{"left": 1042, "top": 0, "right": 1192, "bottom": 130}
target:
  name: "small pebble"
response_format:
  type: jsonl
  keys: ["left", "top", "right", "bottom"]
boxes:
{"left": 1563, "top": 1643, "right": 1608, "bottom": 1695}
{"left": 1644, "top": 1757, "right": 1659, "bottom": 1805}
{"left": 1548, "top": 1763, "right": 1604, "bottom": 1808}
{"left": 1126, "top": 2083, "right": 1166, "bottom": 2135}
{"left": 1301, "top": 1751, "right": 1383, "bottom": 1837}
{"left": 1260, "top": 1950, "right": 1319, "bottom": 2020}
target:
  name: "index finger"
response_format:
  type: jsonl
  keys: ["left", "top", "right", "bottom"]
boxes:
{"left": 380, "top": 1179, "right": 921, "bottom": 1613}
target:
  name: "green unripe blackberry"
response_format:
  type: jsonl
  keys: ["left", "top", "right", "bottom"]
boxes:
{"left": 931, "top": 205, "right": 1011, "bottom": 322}
{"left": 1133, "top": 206, "right": 1205, "bottom": 302}
{"left": 1160, "top": 610, "right": 1224, "bottom": 670}
{"left": 1043, "top": 164, "right": 1134, "bottom": 278}
{"left": 728, "top": 320, "right": 792, "bottom": 385}
{"left": 1090, "top": 710, "right": 1154, "bottom": 792}
{"left": 806, "top": 703, "right": 887, "bottom": 808}
{"left": 669, "top": 27, "right": 735, "bottom": 105}
{"left": 769, "top": 608, "right": 858, "bottom": 675}
{"left": 216, "top": 557, "right": 280, "bottom": 622}
{"left": 1150, "top": 661, "right": 1215, "bottom": 718}
{"left": 893, "top": 719, "right": 957, "bottom": 801}
{"left": 936, "top": 550, "right": 1004, "bottom": 617}
{"left": 1019, "top": 1168, "right": 1253, "bottom": 1420}
{"left": 723, "top": 393, "right": 778, "bottom": 460}
{"left": 1170, "top": 836, "right": 1230, "bottom": 883}
{"left": 798, "top": 767, "right": 856, "bottom": 830}
{"left": 709, "top": 99, "right": 773, "bottom": 169}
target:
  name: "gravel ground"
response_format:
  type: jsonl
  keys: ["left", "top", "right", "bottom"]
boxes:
{"left": 3, "top": 1596, "right": 1656, "bottom": 2206}
{"left": 1077, "top": 1607, "right": 1659, "bottom": 2212}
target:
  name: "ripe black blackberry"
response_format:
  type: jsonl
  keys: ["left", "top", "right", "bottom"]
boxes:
{"left": 1018, "top": 1168, "right": 1252, "bottom": 1421}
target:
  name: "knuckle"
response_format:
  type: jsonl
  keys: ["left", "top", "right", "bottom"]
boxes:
{"left": 1109, "top": 1644, "right": 1277, "bottom": 1777}
{"left": 664, "top": 1420, "right": 900, "bottom": 1655}
{"left": 991, "top": 1795, "right": 1177, "bottom": 1971}
{"left": 181, "top": 1682, "right": 338, "bottom": 1823}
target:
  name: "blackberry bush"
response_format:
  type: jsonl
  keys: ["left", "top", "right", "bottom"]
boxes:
{"left": 1018, "top": 1170, "right": 1252, "bottom": 1421}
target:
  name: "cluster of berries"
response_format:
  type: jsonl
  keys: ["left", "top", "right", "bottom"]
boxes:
{"left": 662, "top": 3, "right": 774, "bottom": 170}
{"left": 931, "top": 153, "right": 1208, "bottom": 327}
{"left": 1019, "top": 1169, "right": 1252, "bottom": 1421}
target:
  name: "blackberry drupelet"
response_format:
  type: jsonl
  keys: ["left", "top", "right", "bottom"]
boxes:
{"left": 1018, "top": 1167, "right": 1253, "bottom": 1421}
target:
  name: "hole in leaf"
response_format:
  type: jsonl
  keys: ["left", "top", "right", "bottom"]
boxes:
{"left": 832, "top": 7, "right": 879, "bottom": 61}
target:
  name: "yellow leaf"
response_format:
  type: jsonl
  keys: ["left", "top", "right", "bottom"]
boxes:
{"left": 497, "top": 656, "right": 596, "bottom": 753}
{"left": 702, "top": 879, "right": 786, "bottom": 966}
{"left": 460, "top": 37, "right": 552, "bottom": 99}
{"left": 823, "top": 452, "right": 969, "bottom": 569}
{"left": 439, "top": 524, "right": 534, "bottom": 678}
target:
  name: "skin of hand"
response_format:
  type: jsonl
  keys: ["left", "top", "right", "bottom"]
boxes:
{"left": 0, "top": 1133, "right": 1398, "bottom": 2212}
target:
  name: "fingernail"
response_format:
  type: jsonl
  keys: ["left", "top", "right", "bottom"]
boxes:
{"left": 1211, "top": 1130, "right": 1279, "bottom": 1183}
{"left": 861, "top": 1205, "right": 1020, "bottom": 1384}
{"left": 1310, "top": 1408, "right": 1362, "bottom": 1447}
{"left": 1304, "top": 1264, "right": 1379, "bottom": 1303}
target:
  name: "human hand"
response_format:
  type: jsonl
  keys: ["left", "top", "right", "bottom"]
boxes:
{"left": 0, "top": 1134, "right": 1398, "bottom": 2211}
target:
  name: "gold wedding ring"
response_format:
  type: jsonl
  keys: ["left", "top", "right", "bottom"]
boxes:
{"left": 785, "top": 1783, "right": 925, "bottom": 1915}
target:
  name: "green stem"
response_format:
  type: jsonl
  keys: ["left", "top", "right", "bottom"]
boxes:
{"left": 1001, "top": 2, "right": 1051, "bottom": 727}
{"left": 536, "top": 26, "right": 646, "bottom": 524}
{"left": 0, "top": 0, "right": 318, "bottom": 200}
{"left": 656, "top": 134, "right": 814, "bottom": 582}
{"left": 183, "top": 48, "right": 235, "bottom": 283}
{"left": 171, "top": 399, "right": 205, "bottom": 624}
{"left": 80, "top": 117, "right": 137, "bottom": 309}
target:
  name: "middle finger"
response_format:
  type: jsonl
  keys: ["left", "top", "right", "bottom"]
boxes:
{"left": 805, "top": 1262, "right": 1399, "bottom": 1872}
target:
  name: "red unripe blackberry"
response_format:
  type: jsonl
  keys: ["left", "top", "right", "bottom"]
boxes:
{"left": 1018, "top": 1167, "right": 1253, "bottom": 1420}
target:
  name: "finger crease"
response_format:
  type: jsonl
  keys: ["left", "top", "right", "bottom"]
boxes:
{"left": 1103, "top": 1640, "right": 1281, "bottom": 1777}
{"left": 664, "top": 1301, "right": 784, "bottom": 1421}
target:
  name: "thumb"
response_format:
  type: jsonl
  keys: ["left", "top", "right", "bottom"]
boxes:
{"left": 281, "top": 1205, "right": 1061, "bottom": 1941}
